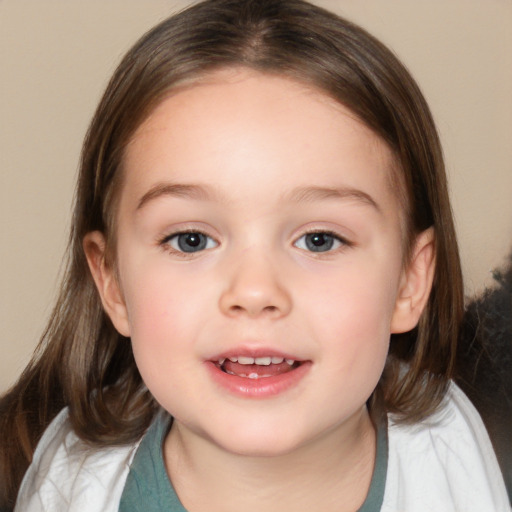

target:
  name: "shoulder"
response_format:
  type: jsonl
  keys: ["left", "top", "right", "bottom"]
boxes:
{"left": 15, "top": 408, "right": 141, "bottom": 512}
{"left": 382, "top": 381, "right": 510, "bottom": 511}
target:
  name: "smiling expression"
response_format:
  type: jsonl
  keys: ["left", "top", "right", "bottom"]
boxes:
{"left": 87, "top": 69, "right": 425, "bottom": 456}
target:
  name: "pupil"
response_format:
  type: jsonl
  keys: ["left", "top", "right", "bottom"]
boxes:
{"left": 185, "top": 233, "right": 201, "bottom": 246}
{"left": 306, "top": 233, "right": 334, "bottom": 252}
{"left": 178, "top": 233, "right": 206, "bottom": 252}
{"left": 311, "top": 233, "right": 326, "bottom": 246}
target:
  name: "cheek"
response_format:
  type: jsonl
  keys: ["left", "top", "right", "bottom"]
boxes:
{"left": 300, "top": 264, "right": 399, "bottom": 377}
{"left": 303, "top": 262, "right": 399, "bottom": 330}
{"left": 119, "top": 261, "right": 203, "bottom": 369}
{"left": 121, "top": 264, "right": 213, "bottom": 412}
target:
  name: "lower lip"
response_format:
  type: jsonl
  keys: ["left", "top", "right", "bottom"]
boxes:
{"left": 205, "top": 361, "right": 312, "bottom": 398}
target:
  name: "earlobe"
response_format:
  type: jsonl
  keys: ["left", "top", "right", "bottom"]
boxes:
{"left": 391, "top": 228, "right": 435, "bottom": 334}
{"left": 83, "top": 231, "right": 131, "bottom": 337}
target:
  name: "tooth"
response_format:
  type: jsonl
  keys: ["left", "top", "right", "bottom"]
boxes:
{"left": 271, "top": 357, "right": 284, "bottom": 364}
{"left": 238, "top": 356, "right": 255, "bottom": 365}
{"left": 229, "top": 357, "right": 238, "bottom": 363}
{"left": 218, "top": 358, "right": 226, "bottom": 365}
{"left": 285, "top": 359, "right": 295, "bottom": 366}
{"left": 248, "top": 373, "right": 259, "bottom": 379}
{"left": 255, "top": 357, "right": 271, "bottom": 365}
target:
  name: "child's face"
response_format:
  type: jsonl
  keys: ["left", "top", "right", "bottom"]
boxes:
{"left": 90, "top": 69, "right": 429, "bottom": 456}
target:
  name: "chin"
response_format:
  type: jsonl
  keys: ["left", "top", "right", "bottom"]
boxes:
{"left": 204, "top": 423, "right": 309, "bottom": 458}
{"left": 218, "top": 437, "right": 303, "bottom": 458}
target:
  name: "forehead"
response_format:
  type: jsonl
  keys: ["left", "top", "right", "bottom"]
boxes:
{"left": 121, "top": 69, "right": 399, "bottom": 219}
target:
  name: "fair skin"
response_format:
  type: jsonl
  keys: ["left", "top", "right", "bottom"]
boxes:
{"left": 85, "top": 69, "right": 434, "bottom": 512}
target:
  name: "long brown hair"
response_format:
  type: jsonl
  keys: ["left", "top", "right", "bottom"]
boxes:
{"left": 0, "top": 0, "right": 463, "bottom": 507}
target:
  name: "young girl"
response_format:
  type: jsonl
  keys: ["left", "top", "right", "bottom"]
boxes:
{"left": 1, "top": 0, "right": 509, "bottom": 510}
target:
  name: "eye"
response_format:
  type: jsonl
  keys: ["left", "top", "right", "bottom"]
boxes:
{"left": 294, "top": 232, "right": 345, "bottom": 253}
{"left": 164, "top": 231, "right": 218, "bottom": 253}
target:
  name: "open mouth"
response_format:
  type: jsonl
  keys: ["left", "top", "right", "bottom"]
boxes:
{"left": 207, "top": 353, "right": 311, "bottom": 397}
{"left": 214, "top": 356, "right": 302, "bottom": 379}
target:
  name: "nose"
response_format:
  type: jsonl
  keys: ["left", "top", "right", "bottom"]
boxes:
{"left": 218, "top": 252, "right": 292, "bottom": 319}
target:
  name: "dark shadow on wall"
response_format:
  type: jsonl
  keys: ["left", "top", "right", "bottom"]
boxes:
{"left": 455, "top": 251, "right": 512, "bottom": 504}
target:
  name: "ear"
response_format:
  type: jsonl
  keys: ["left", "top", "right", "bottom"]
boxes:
{"left": 83, "top": 231, "right": 131, "bottom": 337}
{"left": 391, "top": 228, "right": 435, "bottom": 334}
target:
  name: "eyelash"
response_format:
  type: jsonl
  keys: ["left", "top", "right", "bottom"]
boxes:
{"left": 158, "top": 228, "right": 352, "bottom": 256}
{"left": 293, "top": 230, "right": 352, "bottom": 254}
{"left": 158, "top": 229, "right": 218, "bottom": 257}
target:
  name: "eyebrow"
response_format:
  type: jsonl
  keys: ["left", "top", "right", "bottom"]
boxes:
{"left": 136, "top": 182, "right": 380, "bottom": 212}
{"left": 136, "top": 182, "right": 221, "bottom": 210}
{"left": 285, "top": 185, "right": 381, "bottom": 212}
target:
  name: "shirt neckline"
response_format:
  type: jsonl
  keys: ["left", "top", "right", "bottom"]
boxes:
{"left": 120, "top": 409, "right": 388, "bottom": 511}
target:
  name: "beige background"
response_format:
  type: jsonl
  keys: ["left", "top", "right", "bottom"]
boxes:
{"left": 1, "top": 0, "right": 511, "bottom": 393}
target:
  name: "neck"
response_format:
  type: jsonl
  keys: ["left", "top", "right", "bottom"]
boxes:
{"left": 164, "top": 407, "right": 376, "bottom": 512}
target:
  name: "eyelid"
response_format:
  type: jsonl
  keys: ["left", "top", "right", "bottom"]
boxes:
{"left": 157, "top": 221, "right": 220, "bottom": 243}
{"left": 160, "top": 228, "right": 214, "bottom": 243}
{"left": 295, "top": 226, "right": 352, "bottom": 243}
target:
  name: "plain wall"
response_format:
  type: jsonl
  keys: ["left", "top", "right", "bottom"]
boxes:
{"left": 1, "top": 0, "right": 511, "bottom": 393}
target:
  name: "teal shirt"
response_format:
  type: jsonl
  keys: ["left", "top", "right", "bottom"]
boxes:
{"left": 119, "top": 412, "right": 388, "bottom": 511}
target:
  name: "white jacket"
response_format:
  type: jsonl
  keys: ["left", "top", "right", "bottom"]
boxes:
{"left": 15, "top": 383, "right": 510, "bottom": 511}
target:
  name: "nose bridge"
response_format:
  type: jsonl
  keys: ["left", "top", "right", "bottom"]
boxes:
{"left": 219, "top": 245, "right": 292, "bottom": 318}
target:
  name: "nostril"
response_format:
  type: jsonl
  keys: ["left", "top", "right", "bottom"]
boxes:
{"left": 219, "top": 284, "right": 292, "bottom": 318}
{"left": 227, "top": 303, "right": 279, "bottom": 317}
